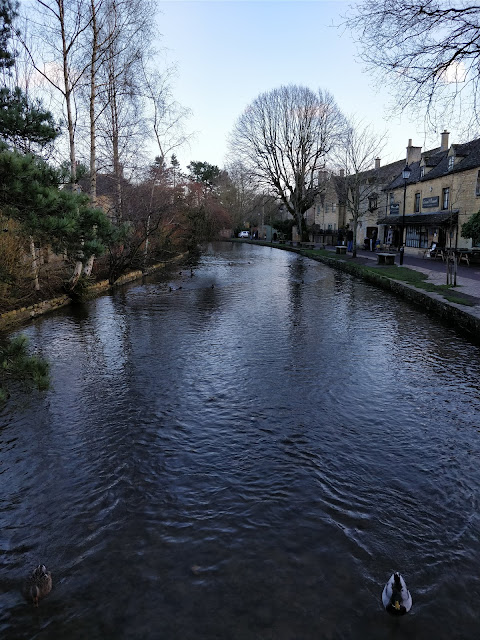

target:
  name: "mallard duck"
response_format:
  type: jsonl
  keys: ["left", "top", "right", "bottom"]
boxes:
{"left": 22, "top": 565, "right": 52, "bottom": 606}
{"left": 382, "top": 572, "right": 412, "bottom": 615}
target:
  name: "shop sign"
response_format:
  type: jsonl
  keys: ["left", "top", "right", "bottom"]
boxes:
{"left": 390, "top": 203, "right": 399, "bottom": 214}
{"left": 422, "top": 196, "right": 439, "bottom": 208}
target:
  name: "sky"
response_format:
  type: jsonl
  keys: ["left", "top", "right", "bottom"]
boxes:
{"left": 154, "top": 0, "right": 453, "bottom": 173}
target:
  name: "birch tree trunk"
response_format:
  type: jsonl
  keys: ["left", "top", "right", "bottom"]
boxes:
{"left": 29, "top": 237, "right": 40, "bottom": 291}
{"left": 82, "top": 0, "right": 99, "bottom": 278}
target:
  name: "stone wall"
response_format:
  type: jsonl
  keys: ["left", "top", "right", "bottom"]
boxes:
{"left": 0, "top": 256, "right": 186, "bottom": 332}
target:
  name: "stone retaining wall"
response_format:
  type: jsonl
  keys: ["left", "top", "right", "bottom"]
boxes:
{"left": 304, "top": 251, "right": 480, "bottom": 343}
{"left": 0, "top": 255, "right": 187, "bottom": 332}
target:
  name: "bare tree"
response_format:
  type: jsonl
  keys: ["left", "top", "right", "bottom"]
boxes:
{"left": 230, "top": 85, "right": 345, "bottom": 240}
{"left": 141, "top": 62, "right": 193, "bottom": 168}
{"left": 335, "top": 118, "right": 387, "bottom": 257}
{"left": 94, "top": 0, "right": 155, "bottom": 219}
{"left": 22, "top": 0, "right": 93, "bottom": 181}
{"left": 344, "top": 0, "right": 480, "bottom": 134}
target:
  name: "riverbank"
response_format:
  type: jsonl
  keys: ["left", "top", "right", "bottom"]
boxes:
{"left": 235, "top": 239, "right": 480, "bottom": 343}
{"left": 0, "top": 253, "right": 188, "bottom": 332}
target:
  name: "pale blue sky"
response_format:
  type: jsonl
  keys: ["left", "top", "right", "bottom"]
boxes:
{"left": 156, "top": 0, "right": 450, "bottom": 171}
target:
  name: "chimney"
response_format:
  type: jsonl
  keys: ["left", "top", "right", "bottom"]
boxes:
{"left": 374, "top": 157, "right": 381, "bottom": 169}
{"left": 339, "top": 168, "right": 345, "bottom": 178}
{"left": 441, "top": 129, "right": 450, "bottom": 151}
{"left": 406, "top": 139, "right": 422, "bottom": 165}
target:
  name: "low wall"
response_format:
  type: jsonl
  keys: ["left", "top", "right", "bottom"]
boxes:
{"left": 302, "top": 251, "right": 480, "bottom": 343}
{"left": 0, "top": 255, "right": 187, "bottom": 332}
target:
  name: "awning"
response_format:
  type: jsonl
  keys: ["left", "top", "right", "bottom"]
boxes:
{"left": 377, "top": 211, "right": 458, "bottom": 225}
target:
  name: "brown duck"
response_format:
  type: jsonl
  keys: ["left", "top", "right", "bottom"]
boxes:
{"left": 22, "top": 565, "right": 52, "bottom": 606}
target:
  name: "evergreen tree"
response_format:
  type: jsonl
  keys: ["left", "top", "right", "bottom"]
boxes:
{"left": 0, "top": 149, "right": 115, "bottom": 269}
{"left": 0, "top": 87, "right": 59, "bottom": 152}
{"left": 462, "top": 210, "right": 480, "bottom": 245}
{"left": 0, "top": 334, "right": 49, "bottom": 403}
{"left": 0, "top": 0, "right": 17, "bottom": 71}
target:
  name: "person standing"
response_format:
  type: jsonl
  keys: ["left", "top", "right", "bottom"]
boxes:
{"left": 347, "top": 228, "right": 354, "bottom": 252}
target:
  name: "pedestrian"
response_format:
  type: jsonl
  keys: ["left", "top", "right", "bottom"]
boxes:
{"left": 347, "top": 228, "right": 354, "bottom": 252}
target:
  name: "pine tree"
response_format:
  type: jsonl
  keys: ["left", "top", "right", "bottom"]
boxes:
{"left": 0, "top": 334, "right": 49, "bottom": 403}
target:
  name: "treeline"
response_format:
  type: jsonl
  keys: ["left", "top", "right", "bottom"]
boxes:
{"left": 0, "top": 0, "right": 268, "bottom": 314}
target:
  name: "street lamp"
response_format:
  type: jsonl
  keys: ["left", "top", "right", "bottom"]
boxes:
{"left": 400, "top": 163, "right": 411, "bottom": 265}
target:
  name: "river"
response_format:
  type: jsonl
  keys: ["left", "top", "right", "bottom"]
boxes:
{"left": 1, "top": 241, "right": 480, "bottom": 639}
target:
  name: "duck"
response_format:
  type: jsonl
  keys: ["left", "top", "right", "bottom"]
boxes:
{"left": 382, "top": 572, "right": 412, "bottom": 615}
{"left": 22, "top": 564, "right": 52, "bottom": 606}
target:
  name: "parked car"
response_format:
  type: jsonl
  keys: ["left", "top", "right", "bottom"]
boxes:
{"left": 238, "top": 231, "right": 250, "bottom": 238}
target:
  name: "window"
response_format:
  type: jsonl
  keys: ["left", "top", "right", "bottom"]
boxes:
{"left": 406, "top": 225, "right": 428, "bottom": 249}
{"left": 420, "top": 166, "right": 425, "bottom": 178}
{"left": 442, "top": 187, "right": 450, "bottom": 210}
{"left": 368, "top": 195, "right": 378, "bottom": 210}
{"left": 414, "top": 192, "right": 420, "bottom": 212}
{"left": 389, "top": 192, "right": 394, "bottom": 204}
{"left": 476, "top": 170, "right": 480, "bottom": 197}
{"left": 448, "top": 155, "right": 454, "bottom": 171}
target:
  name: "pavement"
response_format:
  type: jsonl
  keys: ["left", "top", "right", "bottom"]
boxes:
{"left": 323, "top": 244, "right": 480, "bottom": 320}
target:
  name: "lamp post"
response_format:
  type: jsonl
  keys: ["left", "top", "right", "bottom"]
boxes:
{"left": 400, "top": 163, "right": 411, "bottom": 265}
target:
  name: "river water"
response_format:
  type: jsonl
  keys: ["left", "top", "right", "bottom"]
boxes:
{"left": 1, "top": 242, "right": 480, "bottom": 639}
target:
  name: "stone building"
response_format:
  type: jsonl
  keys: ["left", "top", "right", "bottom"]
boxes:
{"left": 377, "top": 131, "right": 480, "bottom": 253}
{"left": 343, "top": 157, "right": 406, "bottom": 249}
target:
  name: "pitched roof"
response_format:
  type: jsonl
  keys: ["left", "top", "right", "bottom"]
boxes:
{"left": 384, "top": 136, "right": 480, "bottom": 190}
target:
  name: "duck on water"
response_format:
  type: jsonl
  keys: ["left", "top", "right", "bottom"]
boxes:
{"left": 382, "top": 572, "right": 412, "bottom": 615}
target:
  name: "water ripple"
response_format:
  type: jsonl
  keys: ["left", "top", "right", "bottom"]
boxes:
{"left": 1, "top": 242, "right": 480, "bottom": 638}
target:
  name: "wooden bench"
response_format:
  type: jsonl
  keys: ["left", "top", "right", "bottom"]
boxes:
{"left": 456, "top": 250, "right": 470, "bottom": 265}
{"left": 335, "top": 245, "right": 347, "bottom": 255}
{"left": 376, "top": 252, "right": 395, "bottom": 265}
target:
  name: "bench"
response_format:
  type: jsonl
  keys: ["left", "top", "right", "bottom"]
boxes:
{"left": 377, "top": 252, "right": 395, "bottom": 265}
{"left": 335, "top": 245, "right": 347, "bottom": 255}
{"left": 300, "top": 243, "right": 315, "bottom": 249}
{"left": 456, "top": 249, "right": 470, "bottom": 265}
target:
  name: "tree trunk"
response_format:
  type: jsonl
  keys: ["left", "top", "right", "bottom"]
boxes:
{"left": 29, "top": 237, "right": 40, "bottom": 291}
{"left": 69, "top": 255, "right": 83, "bottom": 289}
{"left": 352, "top": 218, "right": 358, "bottom": 258}
{"left": 83, "top": 0, "right": 99, "bottom": 278}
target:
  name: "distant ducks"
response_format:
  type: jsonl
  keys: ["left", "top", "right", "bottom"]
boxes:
{"left": 22, "top": 565, "right": 52, "bottom": 606}
{"left": 382, "top": 572, "right": 412, "bottom": 615}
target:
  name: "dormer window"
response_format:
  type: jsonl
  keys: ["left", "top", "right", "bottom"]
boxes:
{"left": 420, "top": 166, "right": 425, "bottom": 178}
{"left": 448, "top": 155, "right": 454, "bottom": 171}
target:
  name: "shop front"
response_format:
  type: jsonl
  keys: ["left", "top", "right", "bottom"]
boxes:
{"left": 377, "top": 211, "right": 458, "bottom": 251}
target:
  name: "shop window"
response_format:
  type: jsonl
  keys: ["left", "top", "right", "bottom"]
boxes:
{"left": 405, "top": 225, "right": 428, "bottom": 248}
{"left": 414, "top": 192, "right": 420, "bottom": 212}
{"left": 442, "top": 187, "right": 450, "bottom": 210}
